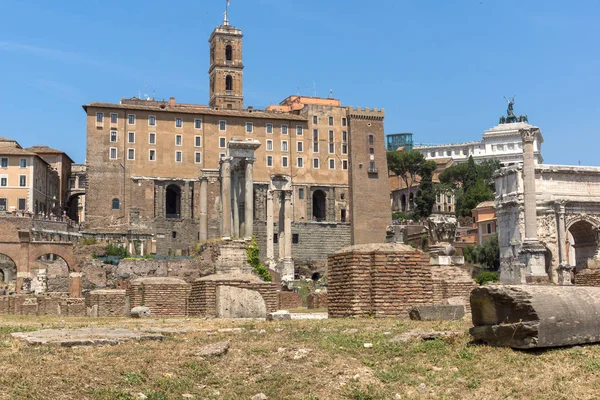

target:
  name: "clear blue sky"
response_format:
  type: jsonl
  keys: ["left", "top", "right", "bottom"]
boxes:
{"left": 1, "top": 0, "right": 598, "bottom": 165}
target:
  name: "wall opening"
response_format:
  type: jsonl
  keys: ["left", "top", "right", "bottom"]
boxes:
{"left": 225, "top": 75, "right": 233, "bottom": 91}
{"left": 32, "top": 254, "right": 69, "bottom": 294}
{"left": 312, "top": 190, "right": 327, "bottom": 221}
{"left": 225, "top": 45, "right": 232, "bottom": 61}
{"left": 568, "top": 220, "right": 598, "bottom": 272}
{"left": 166, "top": 184, "right": 181, "bottom": 218}
{"left": 0, "top": 254, "right": 17, "bottom": 294}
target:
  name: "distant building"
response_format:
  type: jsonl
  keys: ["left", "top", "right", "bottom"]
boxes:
{"left": 0, "top": 137, "right": 60, "bottom": 214}
{"left": 386, "top": 133, "right": 413, "bottom": 152}
{"left": 472, "top": 200, "right": 496, "bottom": 244}
{"left": 25, "top": 145, "right": 74, "bottom": 209}
{"left": 389, "top": 158, "right": 456, "bottom": 215}
{"left": 67, "top": 164, "right": 86, "bottom": 223}
{"left": 414, "top": 122, "right": 544, "bottom": 166}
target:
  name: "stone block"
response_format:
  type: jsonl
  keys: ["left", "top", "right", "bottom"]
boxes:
{"left": 267, "top": 310, "right": 291, "bottom": 321}
{"left": 130, "top": 306, "right": 151, "bottom": 318}
{"left": 215, "top": 285, "right": 267, "bottom": 318}
{"left": 470, "top": 285, "right": 600, "bottom": 348}
{"left": 408, "top": 305, "right": 465, "bottom": 321}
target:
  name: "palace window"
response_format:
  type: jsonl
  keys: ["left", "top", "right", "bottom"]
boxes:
{"left": 282, "top": 156, "right": 288, "bottom": 167}
{"left": 328, "top": 116, "right": 334, "bottom": 126}
{"left": 266, "top": 140, "right": 273, "bottom": 151}
{"left": 112, "top": 198, "right": 120, "bottom": 210}
{"left": 96, "top": 112, "right": 103, "bottom": 123}
{"left": 246, "top": 122, "right": 253, "bottom": 133}
{"left": 175, "top": 135, "right": 182, "bottom": 146}
{"left": 175, "top": 151, "right": 182, "bottom": 162}
{"left": 313, "top": 116, "right": 318, "bottom": 124}
{"left": 194, "top": 119, "right": 202, "bottom": 129}
{"left": 149, "top": 150, "right": 156, "bottom": 161}
{"left": 148, "top": 115, "right": 156, "bottom": 126}
{"left": 219, "top": 120, "right": 226, "bottom": 131}
{"left": 219, "top": 137, "right": 226, "bottom": 148}
{"left": 267, "top": 156, "right": 273, "bottom": 167}
{"left": 281, "top": 124, "right": 288, "bottom": 135}
{"left": 19, "top": 159, "right": 27, "bottom": 168}
{"left": 266, "top": 123, "right": 273, "bottom": 134}
{"left": 296, "top": 125, "right": 303, "bottom": 135}
{"left": 297, "top": 141, "right": 303, "bottom": 152}
{"left": 195, "top": 152, "right": 202, "bottom": 164}
{"left": 342, "top": 160, "right": 348, "bottom": 170}
{"left": 110, "top": 148, "right": 117, "bottom": 159}
{"left": 313, "top": 158, "right": 319, "bottom": 169}
{"left": 19, "top": 175, "right": 26, "bottom": 187}
{"left": 225, "top": 75, "right": 233, "bottom": 91}
{"left": 175, "top": 117, "right": 183, "bottom": 128}
{"left": 297, "top": 157, "right": 304, "bottom": 168}
{"left": 128, "top": 132, "right": 135, "bottom": 143}
{"left": 195, "top": 136, "right": 202, "bottom": 147}
{"left": 110, "top": 113, "right": 118, "bottom": 124}
{"left": 149, "top": 133, "right": 156, "bottom": 144}
{"left": 225, "top": 45, "right": 233, "bottom": 61}
{"left": 128, "top": 114, "right": 135, "bottom": 125}
{"left": 313, "top": 129, "right": 319, "bottom": 152}
{"left": 328, "top": 131, "right": 334, "bottom": 154}
{"left": 329, "top": 158, "right": 335, "bottom": 169}
{"left": 281, "top": 140, "right": 288, "bottom": 152}
{"left": 110, "top": 131, "right": 118, "bottom": 142}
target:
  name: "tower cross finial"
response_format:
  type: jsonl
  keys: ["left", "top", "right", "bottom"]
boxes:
{"left": 224, "top": 0, "right": 230, "bottom": 25}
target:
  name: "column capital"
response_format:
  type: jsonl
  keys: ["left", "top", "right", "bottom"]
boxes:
{"left": 520, "top": 127, "right": 539, "bottom": 143}
{"left": 199, "top": 175, "right": 209, "bottom": 182}
{"left": 554, "top": 199, "right": 568, "bottom": 214}
{"left": 245, "top": 157, "right": 256, "bottom": 165}
{"left": 266, "top": 189, "right": 274, "bottom": 200}
{"left": 283, "top": 189, "right": 293, "bottom": 200}
{"left": 219, "top": 156, "right": 233, "bottom": 165}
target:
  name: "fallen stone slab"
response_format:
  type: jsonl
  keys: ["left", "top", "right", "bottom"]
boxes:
{"left": 470, "top": 285, "right": 600, "bottom": 349}
{"left": 391, "top": 330, "right": 464, "bottom": 343}
{"left": 197, "top": 340, "right": 230, "bottom": 357}
{"left": 11, "top": 328, "right": 164, "bottom": 347}
{"left": 267, "top": 310, "right": 291, "bottom": 321}
{"left": 130, "top": 306, "right": 151, "bottom": 318}
{"left": 409, "top": 305, "right": 465, "bottom": 321}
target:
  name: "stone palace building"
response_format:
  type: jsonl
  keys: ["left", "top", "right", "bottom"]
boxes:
{"left": 82, "top": 15, "right": 390, "bottom": 276}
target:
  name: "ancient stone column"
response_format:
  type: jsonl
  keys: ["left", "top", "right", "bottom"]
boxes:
{"left": 69, "top": 272, "right": 82, "bottom": 297}
{"left": 244, "top": 158, "right": 255, "bottom": 239}
{"left": 521, "top": 128, "right": 538, "bottom": 242}
{"left": 555, "top": 200, "right": 572, "bottom": 285}
{"left": 199, "top": 177, "right": 208, "bottom": 242}
{"left": 282, "top": 189, "right": 294, "bottom": 280}
{"left": 519, "top": 127, "right": 546, "bottom": 281}
{"left": 220, "top": 157, "right": 232, "bottom": 239}
{"left": 232, "top": 170, "right": 239, "bottom": 239}
{"left": 266, "top": 190, "right": 275, "bottom": 267}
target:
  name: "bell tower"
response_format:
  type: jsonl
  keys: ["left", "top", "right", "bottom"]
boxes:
{"left": 208, "top": 6, "right": 244, "bottom": 110}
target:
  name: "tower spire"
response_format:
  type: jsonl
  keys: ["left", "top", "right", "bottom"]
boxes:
{"left": 224, "top": 0, "right": 230, "bottom": 26}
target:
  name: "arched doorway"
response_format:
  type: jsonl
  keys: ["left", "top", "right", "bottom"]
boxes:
{"left": 31, "top": 254, "right": 69, "bottom": 293}
{"left": 568, "top": 220, "right": 598, "bottom": 272}
{"left": 312, "top": 190, "right": 326, "bottom": 221}
{"left": 67, "top": 193, "right": 85, "bottom": 222}
{"left": 401, "top": 194, "right": 406, "bottom": 212}
{"left": 0, "top": 254, "right": 17, "bottom": 294}
{"left": 166, "top": 185, "right": 181, "bottom": 218}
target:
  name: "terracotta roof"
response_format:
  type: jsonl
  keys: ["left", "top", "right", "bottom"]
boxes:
{"left": 475, "top": 200, "right": 495, "bottom": 209}
{"left": 83, "top": 102, "right": 308, "bottom": 121}
{"left": 26, "top": 145, "right": 74, "bottom": 163}
{"left": 0, "top": 147, "right": 38, "bottom": 156}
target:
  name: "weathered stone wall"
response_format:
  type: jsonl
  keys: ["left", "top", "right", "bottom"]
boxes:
{"left": 328, "top": 243, "right": 432, "bottom": 318}
{"left": 431, "top": 265, "right": 476, "bottom": 312}
{"left": 575, "top": 269, "right": 600, "bottom": 286}
{"left": 128, "top": 278, "right": 190, "bottom": 317}
{"left": 254, "top": 221, "right": 351, "bottom": 266}
{"left": 189, "top": 276, "right": 278, "bottom": 317}
{"left": 279, "top": 291, "right": 302, "bottom": 309}
{"left": 307, "top": 292, "right": 328, "bottom": 309}
{"left": 0, "top": 294, "right": 86, "bottom": 316}
{"left": 86, "top": 289, "right": 128, "bottom": 317}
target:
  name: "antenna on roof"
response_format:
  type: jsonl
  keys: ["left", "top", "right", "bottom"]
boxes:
{"left": 329, "top": 89, "right": 333, "bottom": 98}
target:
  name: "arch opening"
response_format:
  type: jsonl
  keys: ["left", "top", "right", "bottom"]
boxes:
{"left": 401, "top": 194, "right": 406, "bottom": 212}
{"left": 312, "top": 190, "right": 327, "bottom": 222}
{"left": 567, "top": 220, "right": 598, "bottom": 272}
{"left": 409, "top": 192, "right": 415, "bottom": 211}
{"left": 225, "top": 45, "right": 233, "bottom": 61}
{"left": 31, "top": 254, "right": 69, "bottom": 294}
{"left": 166, "top": 184, "right": 181, "bottom": 218}
{"left": 225, "top": 75, "right": 233, "bottom": 91}
{"left": 0, "top": 254, "right": 17, "bottom": 294}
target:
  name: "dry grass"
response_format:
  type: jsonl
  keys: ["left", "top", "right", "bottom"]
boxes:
{"left": 0, "top": 315, "right": 598, "bottom": 399}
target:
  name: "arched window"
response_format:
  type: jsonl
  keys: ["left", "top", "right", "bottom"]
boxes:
{"left": 166, "top": 185, "right": 181, "bottom": 218}
{"left": 112, "top": 198, "right": 120, "bottom": 210}
{"left": 225, "top": 45, "right": 232, "bottom": 61}
{"left": 401, "top": 194, "right": 407, "bottom": 212}
{"left": 312, "top": 190, "right": 326, "bottom": 221}
{"left": 225, "top": 75, "right": 233, "bottom": 91}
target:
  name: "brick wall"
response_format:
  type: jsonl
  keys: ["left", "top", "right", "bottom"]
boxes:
{"left": 575, "top": 269, "right": 600, "bottom": 286}
{"left": 307, "top": 292, "right": 328, "bottom": 309}
{"left": 86, "top": 289, "right": 128, "bottom": 317}
{"left": 279, "top": 291, "right": 302, "bottom": 309}
{"left": 189, "top": 277, "right": 278, "bottom": 317}
{"left": 254, "top": 221, "right": 351, "bottom": 266}
{"left": 430, "top": 265, "right": 476, "bottom": 312}
{"left": 127, "top": 278, "right": 190, "bottom": 317}
{"left": 328, "top": 243, "right": 433, "bottom": 318}
{"left": 0, "top": 294, "right": 86, "bottom": 316}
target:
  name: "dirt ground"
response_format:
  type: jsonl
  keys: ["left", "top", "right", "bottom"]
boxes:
{"left": 0, "top": 315, "right": 599, "bottom": 400}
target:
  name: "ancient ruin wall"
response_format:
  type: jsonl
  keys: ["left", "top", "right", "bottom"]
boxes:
{"left": 0, "top": 294, "right": 86, "bottom": 316}
{"left": 328, "top": 244, "right": 433, "bottom": 318}
{"left": 279, "top": 291, "right": 302, "bottom": 309}
{"left": 430, "top": 265, "right": 476, "bottom": 312}
{"left": 86, "top": 289, "right": 128, "bottom": 317}
{"left": 307, "top": 292, "right": 328, "bottom": 309}
{"left": 188, "top": 278, "right": 278, "bottom": 317}
{"left": 128, "top": 278, "right": 190, "bottom": 317}
{"left": 575, "top": 269, "right": 600, "bottom": 286}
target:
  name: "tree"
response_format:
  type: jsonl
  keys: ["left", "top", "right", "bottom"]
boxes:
{"left": 438, "top": 156, "right": 501, "bottom": 217}
{"left": 387, "top": 151, "right": 428, "bottom": 195}
{"left": 413, "top": 160, "right": 437, "bottom": 220}
{"left": 468, "top": 234, "right": 500, "bottom": 271}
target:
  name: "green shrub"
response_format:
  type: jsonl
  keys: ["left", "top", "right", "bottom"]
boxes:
{"left": 246, "top": 236, "right": 272, "bottom": 282}
{"left": 105, "top": 243, "right": 130, "bottom": 258}
{"left": 82, "top": 237, "right": 97, "bottom": 245}
{"left": 475, "top": 271, "right": 499, "bottom": 285}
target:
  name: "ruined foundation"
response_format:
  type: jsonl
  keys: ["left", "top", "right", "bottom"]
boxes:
{"left": 470, "top": 285, "right": 600, "bottom": 348}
